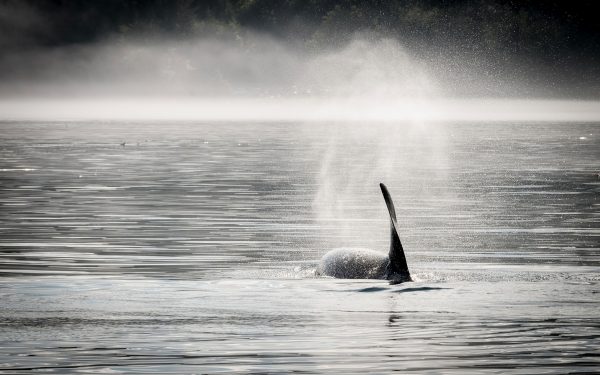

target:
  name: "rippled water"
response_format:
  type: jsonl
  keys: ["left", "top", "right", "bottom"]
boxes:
{"left": 0, "top": 121, "right": 598, "bottom": 373}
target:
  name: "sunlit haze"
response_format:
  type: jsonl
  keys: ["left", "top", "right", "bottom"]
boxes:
{"left": 1, "top": 34, "right": 598, "bottom": 122}
{"left": 2, "top": 97, "right": 600, "bottom": 122}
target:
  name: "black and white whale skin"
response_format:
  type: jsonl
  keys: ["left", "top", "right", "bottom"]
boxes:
{"left": 317, "top": 183, "right": 411, "bottom": 283}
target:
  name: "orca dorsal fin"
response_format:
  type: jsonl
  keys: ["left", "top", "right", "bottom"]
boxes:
{"left": 379, "top": 183, "right": 411, "bottom": 281}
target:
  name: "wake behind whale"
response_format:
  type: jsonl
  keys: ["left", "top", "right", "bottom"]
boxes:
{"left": 317, "top": 183, "right": 411, "bottom": 284}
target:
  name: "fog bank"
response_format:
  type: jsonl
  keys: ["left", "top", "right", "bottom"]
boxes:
{"left": 2, "top": 33, "right": 599, "bottom": 122}
{"left": 2, "top": 97, "right": 600, "bottom": 123}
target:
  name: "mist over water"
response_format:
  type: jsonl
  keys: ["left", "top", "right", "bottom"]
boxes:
{"left": 2, "top": 35, "right": 434, "bottom": 98}
{"left": 2, "top": 33, "right": 599, "bottom": 122}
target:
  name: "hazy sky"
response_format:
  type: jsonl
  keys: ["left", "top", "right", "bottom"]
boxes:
{"left": 1, "top": 0, "right": 599, "bottom": 98}
{"left": 0, "top": 0, "right": 599, "bottom": 120}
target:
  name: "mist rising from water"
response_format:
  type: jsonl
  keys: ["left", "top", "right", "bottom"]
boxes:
{"left": 1, "top": 33, "right": 598, "bottom": 122}
{"left": 311, "top": 121, "right": 450, "bottom": 245}
{"left": 2, "top": 34, "right": 434, "bottom": 99}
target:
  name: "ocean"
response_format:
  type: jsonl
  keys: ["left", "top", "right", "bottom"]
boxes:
{"left": 0, "top": 121, "right": 598, "bottom": 373}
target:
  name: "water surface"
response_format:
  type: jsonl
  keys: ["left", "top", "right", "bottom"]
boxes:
{"left": 0, "top": 121, "right": 598, "bottom": 373}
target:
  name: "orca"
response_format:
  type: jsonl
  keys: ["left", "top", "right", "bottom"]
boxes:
{"left": 316, "top": 183, "right": 411, "bottom": 283}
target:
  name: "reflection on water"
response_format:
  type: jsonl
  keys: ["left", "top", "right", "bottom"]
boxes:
{"left": 0, "top": 121, "right": 598, "bottom": 373}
